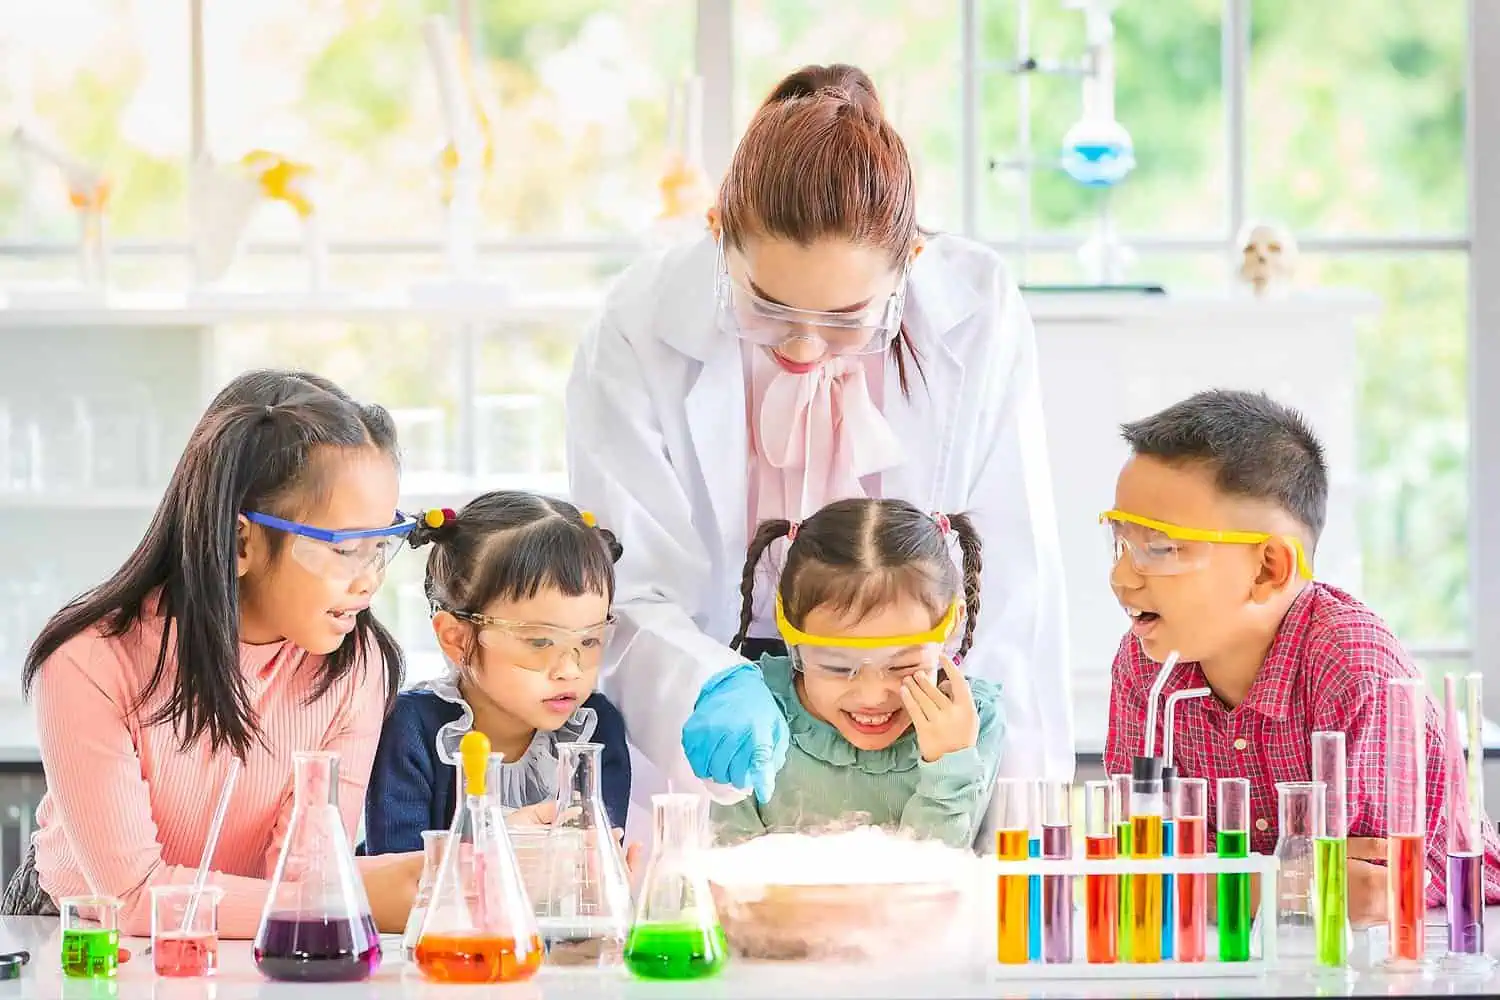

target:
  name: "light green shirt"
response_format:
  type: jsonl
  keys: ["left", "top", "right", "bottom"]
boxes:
{"left": 710, "top": 656, "right": 1006, "bottom": 851}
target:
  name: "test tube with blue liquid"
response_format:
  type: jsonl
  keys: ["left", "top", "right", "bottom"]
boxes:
{"left": 1027, "top": 779, "right": 1042, "bottom": 961}
{"left": 1159, "top": 769, "right": 1175, "bottom": 960}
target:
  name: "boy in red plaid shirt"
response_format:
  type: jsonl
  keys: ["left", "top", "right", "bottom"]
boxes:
{"left": 1101, "top": 389, "right": 1500, "bottom": 926}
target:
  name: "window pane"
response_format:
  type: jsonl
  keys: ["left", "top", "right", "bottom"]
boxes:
{"left": 1310, "top": 254, "right": 1469, "bottom": 645}
{"left": 207, "top": 0, "right": 694, "bottom": 241}
{"left": 979, "top": 0, "right": 1224, "bottom": 238}
{"left": 0, "top": 0, "right": 188, "bottom": 240}
{"left": 734, "top": 1, "right": 962, "bottom": 231}
{"left": 1248, "top": 0, "right": 1466, "bottom": 234}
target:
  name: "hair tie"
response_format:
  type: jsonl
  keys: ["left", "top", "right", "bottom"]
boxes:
{"left": 932, "top": 512, "right": 951, "bottom": 536}
{"left": 262, "top": 404, "right": 276, "bottom": 421}
{"left": 787, "top": 521, "right": 800, "bottom": 541}
{"left": 424, "top": 507, "right": 456, "bottom": 529}
{"left": 580, "top": 510, "right": 597, "bottom": 528}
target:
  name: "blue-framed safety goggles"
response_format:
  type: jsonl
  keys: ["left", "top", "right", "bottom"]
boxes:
{"left": 242, "top": 510, "right": 418, "bottom": 581}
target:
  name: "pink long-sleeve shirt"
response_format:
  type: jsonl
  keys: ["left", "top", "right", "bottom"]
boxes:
{"left": 30, "top": 610, "right": 389, "bottom": 938}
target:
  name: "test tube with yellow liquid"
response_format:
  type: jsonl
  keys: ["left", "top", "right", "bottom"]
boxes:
{"left": 1129, "top": 758, "right": 1164, "bottom": 963}
{"left": 1110, "top": 774, "right": 1133, "bottom": 959}
{"left": 993, "top": 778, "right": 1032, "bottom": 964}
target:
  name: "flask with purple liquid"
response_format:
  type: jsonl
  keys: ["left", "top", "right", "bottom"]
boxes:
{"left": 252, "top": 752, "right": 381, "bottom": 982}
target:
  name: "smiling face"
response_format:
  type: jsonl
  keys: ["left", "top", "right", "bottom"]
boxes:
{"left": 237, "top": 446, "right": 400, "bottom": 653}
{"left": 1109, "top": 454, "right": 1307, "bottom": 690}
{"left": 793, "top": 594, "right": 944, "bottom": 752}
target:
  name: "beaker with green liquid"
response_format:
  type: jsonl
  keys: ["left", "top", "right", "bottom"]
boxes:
{"left": 623, "top": 793, "right": 728, "bottom": 981}
{"left": 60, "top": 895, "right": 122, "bottom": 979}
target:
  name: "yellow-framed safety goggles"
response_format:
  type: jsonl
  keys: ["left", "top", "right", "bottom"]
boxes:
{"left": 774, "top": 594, "right": 961, "bottom": 682}
{"left": 1100, "top": 509, "right": 1314, "bottom": 580}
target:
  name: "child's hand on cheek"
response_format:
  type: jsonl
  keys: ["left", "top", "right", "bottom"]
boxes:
{"left": 899, "top": 660, "right": 979, "bottom": 763}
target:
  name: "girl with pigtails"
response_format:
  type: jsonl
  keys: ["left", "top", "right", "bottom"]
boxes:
{"left": 710, "top": 498, "right": 1005, "bottom": 851}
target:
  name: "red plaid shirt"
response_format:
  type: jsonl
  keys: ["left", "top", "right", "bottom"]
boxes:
{"left": 1103, "top": 582, "right": 1500, "bottom": 907}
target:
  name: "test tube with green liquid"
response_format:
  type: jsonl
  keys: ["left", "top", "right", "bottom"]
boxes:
{"left": 1311, "top": 731, "right": 1349, "bottom": 968}
{"left": 60, "top": 895, "right": 122, "bottom": 980}
{"left": 1111, "top": 773, "right": 1134, "bottom": 959}
{"left": 1216, "top": 777, "right": 1252, "bottom": 962}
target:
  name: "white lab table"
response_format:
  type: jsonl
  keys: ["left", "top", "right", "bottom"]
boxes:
{"left": 2, "top": 914, "right": 1499, "bottom": 999}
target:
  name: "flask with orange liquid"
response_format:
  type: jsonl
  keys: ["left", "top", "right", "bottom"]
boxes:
{"left": 413, "top": 731, "right": 544, "bottom": 984}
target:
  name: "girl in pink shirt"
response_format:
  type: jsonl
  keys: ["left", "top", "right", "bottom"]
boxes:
{"left": 0, "top": 369, "right": 424, "bottom": 938}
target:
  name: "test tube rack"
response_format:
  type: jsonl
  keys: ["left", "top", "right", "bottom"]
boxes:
{"left": 984, "top": 853, "right": 1279, "bottom": 981}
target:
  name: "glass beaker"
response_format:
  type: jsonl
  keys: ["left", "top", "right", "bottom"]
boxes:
{"left": 415, "top": 731, "right": 543, "bottom": 984}
{"left": 1274, "top": 780, "right": 1323, "bottom": 962}
{"left": 253, "top": 752, "right": 380, "bottom": 982}
{"left": 401, "top": 831, "right": 450, "bottom": 962}
{"left": 623, "top": 793, "right": 728, "bottom": 981}
{"left": 60, "top": 895, "right": 121, "bottom": 979}
{"left": 151, "top": 885, "right": 221, "bottom": 977}
{"left": 541, "top": 742, "right": 633, "bottom": 967}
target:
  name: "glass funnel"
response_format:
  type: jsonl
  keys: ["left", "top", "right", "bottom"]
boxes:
{"left": 252, "top": 752, "right": 380, "bottom": 982}
{"left": 623, "top": 793, "right": 728, "bottom": 981}
{"left": 400, "top": 831, "right": 449, "bottom": 962}
{"left": 541, "top": 742, "right": 633, "bottom": 967}
{"left": 414, "top": 731, "right": 543, "bottom": 984}
{"left": 1273, "top": 780, "right": 1323, "bottom": 963}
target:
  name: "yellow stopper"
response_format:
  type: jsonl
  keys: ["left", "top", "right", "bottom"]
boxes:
{"left": 579, "top": 510, "right": 597, "bottom": 528}
{"left": 460, "top": 731, "right": 490, "bottom": 797}
{"left": 424, "top": 508, "right": 446, "bottom": 529}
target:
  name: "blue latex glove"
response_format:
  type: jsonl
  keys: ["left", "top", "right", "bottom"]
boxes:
{"left": 681, "top": 662, "right": 790, "bottom": 804}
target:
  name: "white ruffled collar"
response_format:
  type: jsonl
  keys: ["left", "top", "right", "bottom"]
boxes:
{"left": 408, "top": 672, "right": 599, "bottom": 809}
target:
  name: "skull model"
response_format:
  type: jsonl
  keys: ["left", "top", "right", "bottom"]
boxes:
{"left": 1236, "top": 221, "right": 1298, "bottom": 296}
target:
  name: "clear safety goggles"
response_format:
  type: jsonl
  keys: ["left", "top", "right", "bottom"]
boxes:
{"left": 243, "top": 510, "right": 417, "bottom": 581}
{"left": 713, "top": 243, "right": 908, "bottom": 358}
{"left": 775, "top": 595, "right": 960, "bottom": 682}
{"left": 1100, "top": 510, "right": 1314, "bottom": 580}
{"left": 443, "top": 608, "right": 617, "bottom": 673}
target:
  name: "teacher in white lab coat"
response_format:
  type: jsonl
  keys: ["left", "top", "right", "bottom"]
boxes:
{"left": 565, "top": 64, "right": 1073, "bottom": 812}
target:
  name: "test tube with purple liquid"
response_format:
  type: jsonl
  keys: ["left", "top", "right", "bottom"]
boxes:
{"left": 1442, "top": 673, "right": 1491, "bottom": 971}
{"left": 1040, "top": 782, "right": 1074, "bottom": 964}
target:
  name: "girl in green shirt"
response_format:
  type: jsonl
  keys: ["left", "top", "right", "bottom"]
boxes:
{"left": 711, "top": 498, "right": 1005, "bottom": 851}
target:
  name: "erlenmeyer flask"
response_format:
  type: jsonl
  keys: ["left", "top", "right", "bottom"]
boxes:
{"left": 1273, "top": 780, "right": 1322, "bottom": 963}
{"left": 623, "top": 793, "right": 728, "bottom": 981}
{"left": 540, "top": 742, "right": 633, "bottom": 967}
{"left": 414, "top": 731, "right": 543, "bottom": 983}
{"left": 401, "top": 830, "right": 449, "bottom": 962}
{"left": 253, "top": 752, "right": 380, "bottom": 982}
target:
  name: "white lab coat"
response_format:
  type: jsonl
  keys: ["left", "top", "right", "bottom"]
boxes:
{"left": 564, "top": 233, "right": 1075, "bottom": 819}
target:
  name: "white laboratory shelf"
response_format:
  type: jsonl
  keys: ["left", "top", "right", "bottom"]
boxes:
{"left": 0, "top": 287, "right": 603, "bottom": 328}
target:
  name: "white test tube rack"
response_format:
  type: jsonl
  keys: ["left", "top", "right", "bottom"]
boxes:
{"left": 984, "top": 852, "right": 1280, "bottom": 981}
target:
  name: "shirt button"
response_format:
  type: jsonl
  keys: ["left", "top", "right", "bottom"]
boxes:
{"left": 1233, "top": 738, "right": 1248, "bottom": 751}
{"left": 1256, "top": 818, "right": 1270, "bottom": 832}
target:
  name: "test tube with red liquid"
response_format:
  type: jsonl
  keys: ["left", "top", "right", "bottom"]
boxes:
{"left": 1441, "top": 673, "right": 1491, "bottom": 972}
{"left": 1384, "top": 677, "right": 1427, "bottom": 969}
{"left": 993, "top": 778, "right": 1032, "bottom": 965}
{"left": 1040, "top": 781, "right": 1074, "bottom": 964}
{"left": 1083, "top": 780, "right": 1117, "bottom": 964}
{"left": 1171, "top": 777, "right": 1208, "bottom": 963}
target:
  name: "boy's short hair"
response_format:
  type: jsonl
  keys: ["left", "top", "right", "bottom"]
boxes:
{"left": 1120, "top": 389, "right": 1328, "bottom": 544}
